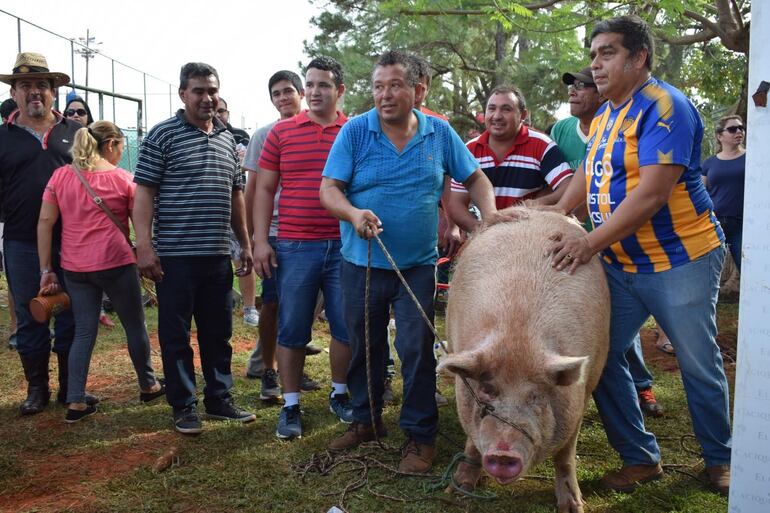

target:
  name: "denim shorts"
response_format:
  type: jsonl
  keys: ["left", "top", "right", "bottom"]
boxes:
{"left": 276, "top": 239, "right": 348, "bottom": 348}
{"left": 261, "top": 237, "right": 278, "bottom": 304}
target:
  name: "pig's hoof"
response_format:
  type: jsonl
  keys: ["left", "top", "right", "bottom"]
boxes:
{"left": 556, "top": 490, "right": 584, "bottom": 513}
{"left": 446, "top": 461, "right": 481, "bottom": 494}
{"left": 557, "top": 501, "right": 583, "bottom": 513}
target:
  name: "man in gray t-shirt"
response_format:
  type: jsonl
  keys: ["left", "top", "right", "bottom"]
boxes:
{"left": 242, "top": 70, "right": 307, "bottom": 402}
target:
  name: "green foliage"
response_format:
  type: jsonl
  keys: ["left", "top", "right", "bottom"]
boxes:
{"left": 306, "top": 0, "right": 748, "bottom": 141}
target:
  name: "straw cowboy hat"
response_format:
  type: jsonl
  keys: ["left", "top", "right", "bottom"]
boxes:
{"left": 0, "top": 52, "right": 70, "bottom": 88}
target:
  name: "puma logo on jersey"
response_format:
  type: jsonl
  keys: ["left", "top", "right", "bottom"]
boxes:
{"left": 656, "top": 121, "right": 672, "bottom": 133}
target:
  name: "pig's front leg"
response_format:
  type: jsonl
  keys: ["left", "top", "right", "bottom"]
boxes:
{"left": 553, "top": 427, "right": 584, "bottom": 513}
{"left": 447, "top": 438, "right": 482, "bottom": 493}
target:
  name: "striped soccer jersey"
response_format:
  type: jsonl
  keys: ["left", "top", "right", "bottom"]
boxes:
{"left": 585, "top": 77, "right": 723, "bottom": 273}
{"left": 451, "top": 126, "right": 572, "bottom": 208}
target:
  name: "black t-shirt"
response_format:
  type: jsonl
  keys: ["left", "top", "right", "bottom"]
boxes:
{"left": 226, "top": 123, "right": 250, "bottom": 147}
{"left": 0, "top": 116, "right": 80, "bottom": 242}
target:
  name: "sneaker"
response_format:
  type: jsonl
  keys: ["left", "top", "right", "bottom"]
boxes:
{"left": 382, "top": 378, "right": 395, "bottom": 405}
{"left": 173, "top": 406, "right": 203, "bottom": 435}
{"left": 435, "top": 391, "right": 449, "bottom": 407}
{"left": 300, "top": 373, "right": 321, "bottom": 392}
{"left": 398, "top": 440, "right": 436, "bottom": 473}
{"left": 205, "top": 399, "right": 256, "bottom": 423}
{"left": 260, "top": 368, "right": 281, "bottom": 401}
{"left": 276, "top": 404, "right": 302, "bottom": 439}
{"left": 706, "top": 464, "right": 730, "bottom": 496}
{"left": 139, "top": 378, "right": 166, "bottom": 403}
{"left": 305, "top": 343, "right": 322, "bottom": 356}
{"left": 65, "top": 404, "right": 97, "bottom": 423}
{"left": 600, "top": 463, "right": 664, "bottom": 492}
{"left": 8, "top": 332, "right": 17, "bottom": 351}
{"left": 243, "top": 308, "right": 260, "bottom": 327}
{"left": 328, "top": 420, "right": 387, "bottom": 451}
{"left": 329, "top": 390, "right": 354, "bottom": 423}
{"left": 638, "top": 387, "right": 664, "bottom": 418}
{"left": 99, "top": 312, "right": 115, "bottom": 328}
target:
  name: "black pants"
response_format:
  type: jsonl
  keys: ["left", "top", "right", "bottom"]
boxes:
{"left": 156, "top": 256, "right": 233, "bottom": 411}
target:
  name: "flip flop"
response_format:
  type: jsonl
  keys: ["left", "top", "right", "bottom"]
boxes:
{"left": 656, "top": 341, "right": 675, "bottom": 355}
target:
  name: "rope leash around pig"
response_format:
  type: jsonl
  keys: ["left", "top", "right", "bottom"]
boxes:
{"left": 366, "top": 233, "right": 535, "bottom": 447}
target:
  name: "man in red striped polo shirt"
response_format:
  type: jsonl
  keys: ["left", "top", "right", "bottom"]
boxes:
{"left": 447, "top": 85, "right": 573, "bottom": 230}
{"left": 253, "top": 56, "right": 352, "bottom": 440}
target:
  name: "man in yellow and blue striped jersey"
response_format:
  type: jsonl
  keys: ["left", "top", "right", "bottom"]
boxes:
{"left": 545, "top": 15, "right": 731, "bottom": 496}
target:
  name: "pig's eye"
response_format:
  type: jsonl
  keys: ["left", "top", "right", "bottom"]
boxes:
{"left": 478, "top": 382, "right": 498, "bottom": 399}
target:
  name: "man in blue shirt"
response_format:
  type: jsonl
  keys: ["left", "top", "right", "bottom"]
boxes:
{"left": 320, "top": 50, "right": 499, "bottom": 473}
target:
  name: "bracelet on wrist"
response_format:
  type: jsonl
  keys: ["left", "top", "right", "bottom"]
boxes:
{"left": 40, "top": 268, "right": 53, "bottom": 276}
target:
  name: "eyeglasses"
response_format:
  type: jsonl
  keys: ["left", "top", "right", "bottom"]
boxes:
{"left": 216, "top": 108, "right": 228, "bottom": 114}
{"left": 64, "top": 108, "right": 87, "bottom": 117}
{"left": 720, "top": 125, "right": 745, "bottom": 134}
{"left": 567, "top": 81, "right": 594, "bottom": 93}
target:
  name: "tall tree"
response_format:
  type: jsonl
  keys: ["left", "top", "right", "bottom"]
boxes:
{"left": 306, "top": 0, "right": 749, "bottom": 144}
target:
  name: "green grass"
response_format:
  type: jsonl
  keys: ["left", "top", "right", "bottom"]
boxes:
{"left": 0, "top": 277, "right": 733, "bottom": 513}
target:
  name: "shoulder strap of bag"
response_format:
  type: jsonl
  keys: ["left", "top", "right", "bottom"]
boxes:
{"left": 70, "top": 165, "right": 133, "bottom": 246}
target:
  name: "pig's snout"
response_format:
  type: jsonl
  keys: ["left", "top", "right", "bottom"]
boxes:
{"left": 482, "top": 453, "right": 523, "bottom": 484}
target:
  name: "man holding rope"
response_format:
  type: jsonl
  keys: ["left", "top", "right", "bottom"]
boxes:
{"left": 320, "top": 50, "right": 500, "bottom": 473}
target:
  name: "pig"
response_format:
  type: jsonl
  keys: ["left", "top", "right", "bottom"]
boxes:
{"left": 437, "top": 208, "right": 609, "bottom": 513}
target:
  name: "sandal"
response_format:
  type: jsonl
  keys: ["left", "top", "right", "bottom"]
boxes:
{"left": 656, "top": 339, "right": 675, "bottom": 355}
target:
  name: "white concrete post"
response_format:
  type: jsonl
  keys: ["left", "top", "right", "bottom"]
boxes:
{"left": 729, "top": 2, "right": 770, "bottom": 511}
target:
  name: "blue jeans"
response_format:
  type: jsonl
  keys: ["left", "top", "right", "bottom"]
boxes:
{"left": 718, "top": 216, "right": 742, "bottom": 272}
{"left": 64, "top": 264, "right": 158, "bottom": 403}
{"left": 156, "top": 256, "right": 234, "bottom": 411}
{"left": 341, "top": 261, "right": 438, "bottom": 444}
{"left": 594, "top": 245, "right": 731, "bottom": 467}
{"left": 627, "top": 333, "right": 653, "bottom": 390}
{"left": 3, "top": 239, "right": 74, "bottom": 358}
{"left": 275, "top": 240, "right": 347, "bottom": 347}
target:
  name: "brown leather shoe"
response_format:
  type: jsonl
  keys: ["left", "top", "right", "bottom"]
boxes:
{"left": 398, "top": 440, "right": 435, "bottom": 474}
{"left": 327, "top": 420, "right": 387, "bottom": 452}
{"left": 600, "top": 463, "right": 663, "bottom": 492}
{"left": 706, "top": 464, "right": 730, "bottom": 496}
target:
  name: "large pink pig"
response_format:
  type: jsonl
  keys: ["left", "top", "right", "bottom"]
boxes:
{"left": 438, "top": 208, "right": 609, "bottom": 513}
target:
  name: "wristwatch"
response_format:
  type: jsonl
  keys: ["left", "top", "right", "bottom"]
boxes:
{"left": 40, "top": 268, "right": 53, "bottom": 276}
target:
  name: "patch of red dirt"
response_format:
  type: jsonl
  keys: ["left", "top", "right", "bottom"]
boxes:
{"left": 0, "top": 431, "right": 177, "bottom": 513}
{"left": 148, "top": 331, "right": 254, "bottom": 375}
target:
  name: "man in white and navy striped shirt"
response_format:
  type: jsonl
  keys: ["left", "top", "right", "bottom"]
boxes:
{"left": 447, "top": 85, "right": 573, "bottom": 231}
{"left": 133, "top": 62, "right": 256, "bottom": 435}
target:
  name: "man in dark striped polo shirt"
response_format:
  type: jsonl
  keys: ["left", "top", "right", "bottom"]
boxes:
{"left": 447, "top": 85, "right": 573, "bottom": 230}
{"left": 133, "top": 62, "right": 256, "bottom": 435}
{"left": 253, "top": 56, "right": 352, "bottom": 440}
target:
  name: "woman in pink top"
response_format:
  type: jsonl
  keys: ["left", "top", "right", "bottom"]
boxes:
{"left": 37, "top": 121, "right": 164, "bottom": 423}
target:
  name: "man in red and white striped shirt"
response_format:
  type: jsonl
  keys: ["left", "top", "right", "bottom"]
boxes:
{"left": 252, "top": 56, "right": 352, "bottom": 440}
{"left": 448, "top": 85, "right": 573, "bottom": 230}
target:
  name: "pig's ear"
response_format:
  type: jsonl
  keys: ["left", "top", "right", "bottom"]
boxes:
{"left": 547, "top": 355, "right": 588, "bottom": 387}
{"left": 437, "top": 350, "right": 485, "bottom": 380}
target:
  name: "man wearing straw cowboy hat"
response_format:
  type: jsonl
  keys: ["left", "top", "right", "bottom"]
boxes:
{"left": 0, "top": 52, "right": 98, "bottom": 415}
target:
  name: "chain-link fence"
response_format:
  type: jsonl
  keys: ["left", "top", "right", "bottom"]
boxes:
{"left": 0, "top": 8, "right": 176, "bottom": 140}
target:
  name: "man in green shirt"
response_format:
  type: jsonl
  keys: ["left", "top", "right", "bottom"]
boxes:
{"left": 549, "top": 67, "right": 603, "bottom": 170}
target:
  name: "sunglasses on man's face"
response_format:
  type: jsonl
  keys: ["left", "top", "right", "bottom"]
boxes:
{"left": 567, "top": 81, "right": 595, "bottom": 93}
{"left": 721, "top": 125, "right": 745, "bottom": 134}
{"left": 65, "top": 108, "right": 87, "bottom": 117}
